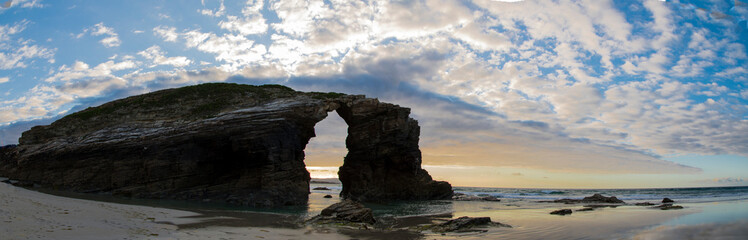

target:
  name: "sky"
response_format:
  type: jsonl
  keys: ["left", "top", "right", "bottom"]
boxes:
{"left": 0, "top": 0, "right": 747, "bottom": 189}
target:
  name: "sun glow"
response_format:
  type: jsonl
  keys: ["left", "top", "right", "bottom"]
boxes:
{"left": 306, "top": 166, "right": 339, "bottom": 179}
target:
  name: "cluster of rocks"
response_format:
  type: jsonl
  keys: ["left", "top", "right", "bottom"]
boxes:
{"left": 308, "top": 200, "right": 511, "bottom": 234}
{"left": 548, "top": 194, "right": 684, "bottom": 215}
{"left": 635, "top": 198, "right": 683, "bottom": 210}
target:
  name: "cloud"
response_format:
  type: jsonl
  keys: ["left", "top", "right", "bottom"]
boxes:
{"left": 0, "top": 77, "right": 8, "bottom": 83}
{"left": 179, "top": 29, "right": 266, "bottom": 71}
{"left": 0, "top": 0, "right": 44, "bottom": 10}
{"left": 18, "top": 0, "right": 42, "bottom": 8}
{"left": 138, "top": 45, "right": 192, "bottom": 67}
{"left": 153, "top": 26, "right": 178, "bottom": 42}
{"left": 87, "top": 22, "right": 121, "bottom": 47}
{"left": 0, "top": 21, "right": 56, "bottom": 69}
{"left": 45, "top": 59, "right": 138, "bottom": 82}
{"left": 454, "top": 21, "right": 512, "bottom": 52}
{"left": 199, "top": 0, "right": 225, "bottom": 17}
{"left": 1, "top": 66, "right": 247, "bottom": 127}
{"left": 218, "top": 0, "right": 267, "bottom": 35}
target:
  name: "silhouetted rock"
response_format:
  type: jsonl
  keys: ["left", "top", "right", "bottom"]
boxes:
{"left": 662, "top": 198, "right": 674, "bottom": 203}
{"left": 653, "top": 204, "right": 683, "bottom": 210}
{"left": 550, "top": 209, "right": 573, "bottom": 215}
{"left": 544, "top": 194, "right": 625, "bottom": 204}
{"left": 312, "top": 200, "right": 376, "bottom": 224}
{"left": 313, "top": 187, "right": 330, "bottom": 190}
{"left": 483, "top": 196, "right": 501, "bottom": 202}
{"left": 429, "top": 216, "right": 510, "bottom": 232}
{"left": 0, "top": 83, "right": 452, "bottom": 207}
{"left": 452, "top": 193, "right": 501, "bottom": 202}
{"left": 582, "top": 194, "right": 625, "bottom": 203}
{"left": 576, "top": 208, "right": 594, "bottom": 211}
{"left": 635, "top": 202, "right": 656, "bottom": 206}
{"left": 583, "top": 204, "right": 620, "bottom": 209}
{"left": 323, "top": 195, "right": 333, "bottom": 198}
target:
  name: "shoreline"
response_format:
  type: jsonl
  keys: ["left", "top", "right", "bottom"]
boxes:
{"left": 0, "top": 182, "right": 363, "bottom": 240}
{"left": 2, "top": 181, "right": 748, "bottom": 239}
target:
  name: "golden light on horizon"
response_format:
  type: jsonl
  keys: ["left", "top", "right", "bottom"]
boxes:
{"left": 306, "top": 166, "right": 339, "bottom": 179}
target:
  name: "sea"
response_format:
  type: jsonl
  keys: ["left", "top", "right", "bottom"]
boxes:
{"left": 453, "top": 185, "right": 748, "bottom": 203}
{"left": 305, "top": 182, "right": 748, "bottom": 217}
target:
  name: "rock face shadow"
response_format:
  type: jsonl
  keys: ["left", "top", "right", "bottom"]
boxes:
{"left": 0, "top": 83, "right": 452, "bottom": 207}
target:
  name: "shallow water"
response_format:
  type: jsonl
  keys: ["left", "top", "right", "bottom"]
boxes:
{"left": 28, "top": 181, "right": 748, "bottom": 239}
{"left": 305, "top": 183, "right": 748, "bottom": 239}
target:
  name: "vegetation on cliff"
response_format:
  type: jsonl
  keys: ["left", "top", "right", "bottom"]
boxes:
{"left": 22, "top": 83, "right": 346, "bottom": 145}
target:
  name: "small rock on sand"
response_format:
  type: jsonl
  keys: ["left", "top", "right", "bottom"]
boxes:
{"left": 653, "top": 204, "right": 683, "bottom": 210}
{"left": 311, "top": 200, "right": 376, "bottom": 224}
{"left": 550, "top": 209, "right": 573, "bottom": 215}
{"left": 429, "top": 216, "right": 511, "bottom": 232}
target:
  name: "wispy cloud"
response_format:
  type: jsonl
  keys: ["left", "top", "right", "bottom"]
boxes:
{"left": 87, "top": 22, "right": 121, "bottom": 48}
{"left": 0, "top": 20, "right": 55, "bottom": 69}
{"left": 138, "top": 45, "right": 192, "bottom": 68}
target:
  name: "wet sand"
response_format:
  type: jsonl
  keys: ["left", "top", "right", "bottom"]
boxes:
{"left": 2, "top": 181, "right": 747, "bottom": 240}
{"left": 0, "top": 182, "right": 356, "bottom": 240}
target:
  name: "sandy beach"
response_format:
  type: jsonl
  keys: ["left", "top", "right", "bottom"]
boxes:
{"left": 0, "top": 182, "right": 359, "bottom": 240}
{"left": 3, "top": 181, "right": 748, "bottom": 240}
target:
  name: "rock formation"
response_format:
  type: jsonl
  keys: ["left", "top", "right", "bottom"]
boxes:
{"left": 311, "top": 200, "right": 376, "bottom": 224}
{"left": 550, "top": 209, "right": 573, "bottom": 215}
{"left": 428, "top": 216, "right": 510, "bottom": 232}
{"left": 0, "top": 83, "right": 452, "bottom": 207}
{"left": 653, "top": 204, "right": 683, "bottom": 210}
{"left": 544, "top": 193, "right": 625, "bottom": 204}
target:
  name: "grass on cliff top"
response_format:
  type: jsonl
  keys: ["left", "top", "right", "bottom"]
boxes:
{"left": 60, "top": 83, "right": 347, "bottom": 123}
{"left": 60, "top": 83, "right": 297, "bottom": 122}
{"left": 309, "top": 91, "right": 346, "bottom": 99}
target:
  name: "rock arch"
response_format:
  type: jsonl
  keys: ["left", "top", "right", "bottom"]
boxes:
{"left": 0, "top": 84, "right": 452, "bottom": 207}
{"left": 328, "top": 98, "right": 452, "bottom": 201}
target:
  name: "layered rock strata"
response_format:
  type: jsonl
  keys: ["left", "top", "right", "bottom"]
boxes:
{"left": 0, "top": 83, "right": 452, "bottom": 207}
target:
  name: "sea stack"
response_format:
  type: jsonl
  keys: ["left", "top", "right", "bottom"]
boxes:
{"left": 0, "top": 83, "right": 452, "bottom": 207}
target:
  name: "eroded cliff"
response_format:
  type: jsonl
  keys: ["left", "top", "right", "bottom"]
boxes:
{"left": 0, "top": 83, "right": 452, "bottom": 207}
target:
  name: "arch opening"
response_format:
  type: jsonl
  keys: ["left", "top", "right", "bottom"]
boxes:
{"left": 305, "top": 110, "right": 347, "bottom": 181}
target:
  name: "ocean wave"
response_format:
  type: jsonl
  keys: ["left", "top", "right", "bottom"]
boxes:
{"left": 452, "top": 186, "right": 748, "bottom": 203}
